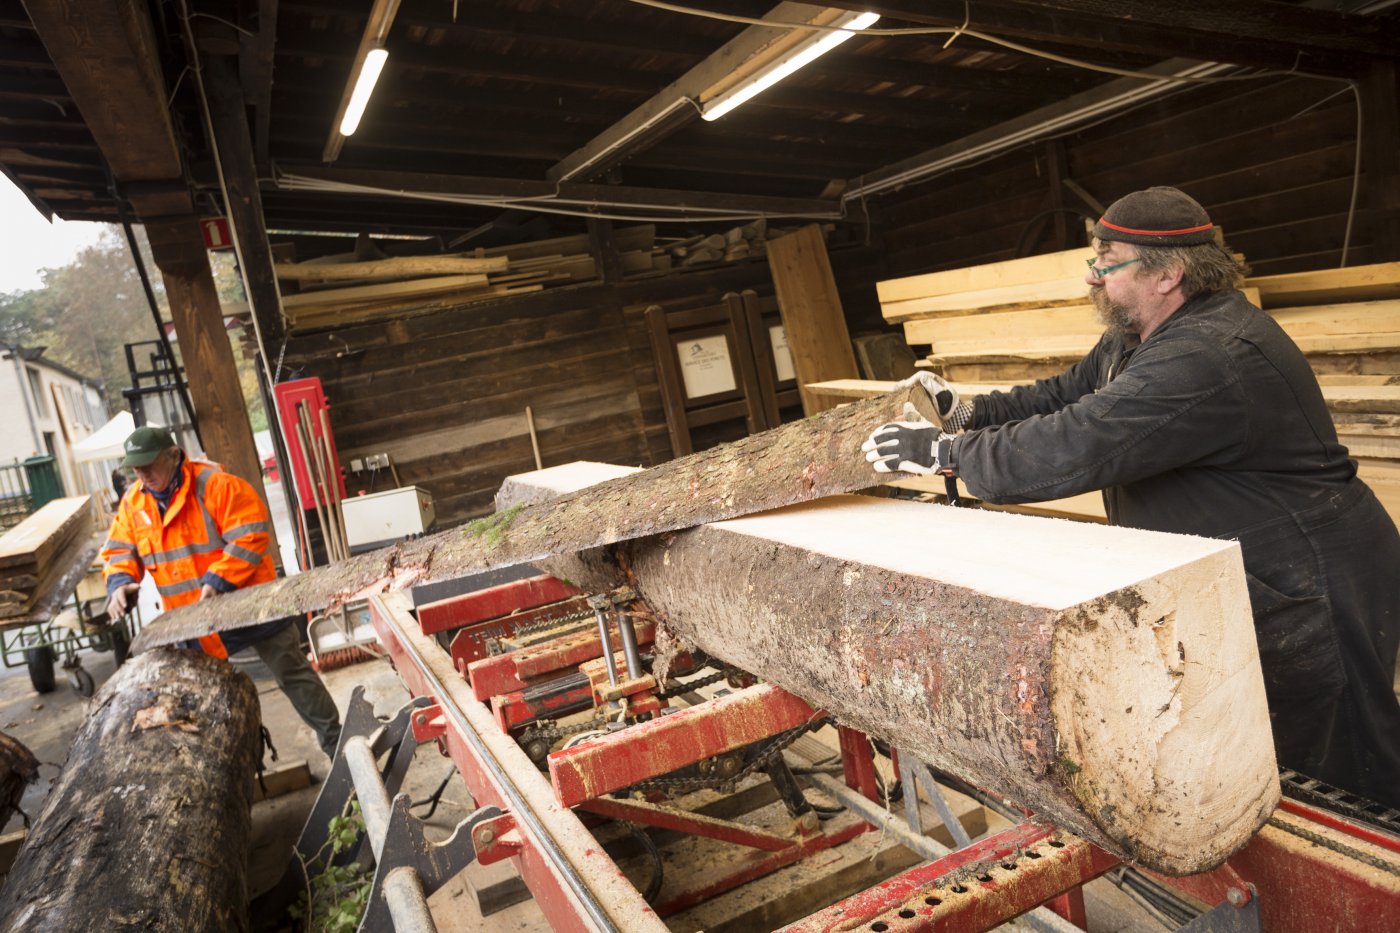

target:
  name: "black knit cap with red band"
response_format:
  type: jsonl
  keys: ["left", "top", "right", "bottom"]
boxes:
{"left": 1092, "top": 186, "right": 1216, "bottom": 247}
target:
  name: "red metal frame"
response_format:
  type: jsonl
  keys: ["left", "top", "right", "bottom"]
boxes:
{"left": 548, "top": 682, "right": 820, "bottom": 808}
{"left": 370, "top": 575, "right": 1400, "bottom": 933}
{"left": 418, "top": 575, "right": 582, "bottom": 637}
{"left": 272, "top": 377, "right": 345, "bottom": 509}
{"left": 468, "top": 618, "right": 654, "bottom": 701}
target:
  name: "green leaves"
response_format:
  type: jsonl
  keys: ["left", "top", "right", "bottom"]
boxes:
{"left": 292, "top": 798, "right": 373, "bottom": 932}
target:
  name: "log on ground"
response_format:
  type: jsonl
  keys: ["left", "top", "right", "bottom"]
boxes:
{"left": 0, "top": 649, "right": 261, "bottom": 932}
{"left": 0, "top": 733, "right": 38, "bottom": 829}
{"left": 498, "top": 462, "right": 1280, "bottom": 876}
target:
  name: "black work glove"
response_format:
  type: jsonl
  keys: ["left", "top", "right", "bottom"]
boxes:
{"left": 861, "top": 402, "right": 955, "bottom": 476}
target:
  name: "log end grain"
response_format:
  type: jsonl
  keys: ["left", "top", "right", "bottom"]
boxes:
{"left": 1048, "top": 549, "right": 1279, "bottom": 875}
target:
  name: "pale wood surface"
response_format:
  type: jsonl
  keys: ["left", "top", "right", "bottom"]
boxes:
{"left": 275, "top": 255, "right": 509, "bottom": 280}
{"left": 1248, "top": 260, "right": 1400, "bottom": 308}
{"left": 767, "top": 224, "right": 860, "bottom": 415}
{"left": 0, "top": 496, "right": 91, "bottom": 569}
{"left": 505, "top": 462, "right": 1279, "bottom": 875}
{"left": 877, "top": 247, "right": 1087, "bottom": 306}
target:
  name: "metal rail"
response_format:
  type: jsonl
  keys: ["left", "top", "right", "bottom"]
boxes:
{"left": 378, "top": 596, "right": 622, "bottom": 933}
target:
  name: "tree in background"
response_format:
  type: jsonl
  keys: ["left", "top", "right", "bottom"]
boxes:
{"left": 0, "top": 226, "right": 267, "bottom": 431}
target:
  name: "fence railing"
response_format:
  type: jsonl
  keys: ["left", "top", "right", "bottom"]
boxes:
{"left": 0, "top": 456, "right": 64, "bottom": 532}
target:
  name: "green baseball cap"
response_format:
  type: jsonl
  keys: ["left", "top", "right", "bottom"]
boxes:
{"left": 120, "top": 426, "right": 176, "bottom": 467}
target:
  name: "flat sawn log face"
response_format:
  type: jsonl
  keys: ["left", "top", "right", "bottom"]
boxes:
{"left": 498, "top": 462, "right": 1280, "bottom": 876}
{"left": 0, "top": 650, "right": 261, "bottom": 932}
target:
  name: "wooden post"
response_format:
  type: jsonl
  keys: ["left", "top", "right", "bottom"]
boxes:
{"left": 766, "top": 225, "right": 860, "bottom": 415}
{"left": 198, "top": 52, "right": 287, "bottom": 354}
{"left": 143, "top": 217, "right": 279, "bottom": 532}
{"left": 1359, "top": 59, "right": 1400, "bottom": 263}
{"left": 0, "top": 650, "right": 261, "bottom": 930}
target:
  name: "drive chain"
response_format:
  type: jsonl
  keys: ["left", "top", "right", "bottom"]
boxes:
{"left": 626, "top": 716, "right": 828, "bottom": 797}
{"left": 1268, "top": 815, "right": 1400, "bottom": 877}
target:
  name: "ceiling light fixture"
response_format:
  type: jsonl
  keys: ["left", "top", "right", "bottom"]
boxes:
{"left": 323, "top": 0, "right": 401, "bottom": 163}
{"left": 701, "top": 10, "right": 879, "bottom": 122}
{"left": 339, "top": 46, "right": 389, "bottom": 137}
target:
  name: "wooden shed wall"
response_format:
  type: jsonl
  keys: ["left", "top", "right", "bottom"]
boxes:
{"left": 873, "top": 76, "right": 1372, "bottom": 280}
{"left": 279, "top": 241, "right": 882, "bottom": 528}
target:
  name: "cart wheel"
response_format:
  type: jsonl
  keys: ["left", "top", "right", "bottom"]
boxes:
{"left": 111, "top": 627, "right": 131, "bottom": 667}
{"left": 69, "top": 667, "right": 95, "bottom": 698}
{"left": 26, "top": 646, "right": 56, "bottom": 694}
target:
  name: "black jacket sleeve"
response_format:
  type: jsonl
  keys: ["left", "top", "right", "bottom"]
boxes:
{"left": 971, "top": 338, "right": 1110, "bottom": 428}
{"left": 952, "top": 332, "right": 1250, "bottom": 503}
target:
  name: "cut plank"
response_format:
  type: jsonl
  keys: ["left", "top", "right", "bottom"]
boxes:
{"left": 280, "top": 274, "right": 491, "bottom": 309}
{"left": 0, "top": 496, "right": 92, "bottom": 570}
{"left": 767, "top": 224, "right": 860, "bottom": 415}
{"left": 877, "top": 248, "right": 1088, "bottom": 306}
{"left": 1322, "top": 385, "right": 1400, "bottom": 413}
{"left": 0, "top": 649, "right": 260, "bottom": 930}
{"left": 130, "top": 385, "right": 940, "bottom": 652}
{"left": 500, "top": 462, "right": 1279, "bottom": 876}
{"left": 274, "top": 255, "right": 509, "bottom": 280}
{"left": 904, "top": 304, "right": 1101, "bottom": 353}
{"left": 884, "top": 281, "right": 1090, "bottom": 324}
{"left": 1248, "top": 261, "right": 1400, "bottom": 308}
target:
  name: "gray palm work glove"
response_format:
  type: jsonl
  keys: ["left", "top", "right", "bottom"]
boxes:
{"left": 862, "top": 402, "right": 956, "bottom": 475}
{"left": 897, "top": 371, "right": 974, "bottom": 432}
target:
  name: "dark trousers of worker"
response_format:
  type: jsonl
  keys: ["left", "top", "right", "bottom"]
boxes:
{"left": 251, "top": 622, "right": 343, "bottom": 758}
{"left": 1243, "top": 481, "right": 1400, "bottom": 809}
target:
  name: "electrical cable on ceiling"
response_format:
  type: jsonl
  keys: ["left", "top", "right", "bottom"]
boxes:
{"left": 272, "top": 169, "right": 844, "bottom": 225}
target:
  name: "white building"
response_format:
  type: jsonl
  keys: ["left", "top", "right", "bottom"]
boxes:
{"left": 0, "top": 344, "right": 110, "bottom": 502}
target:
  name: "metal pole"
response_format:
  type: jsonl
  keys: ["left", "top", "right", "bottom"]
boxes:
{"left": 616, "top": 614, "right": 643, "bottom": 680}
{"left": 588, "top": 595, "right": 620, "bottom": 690}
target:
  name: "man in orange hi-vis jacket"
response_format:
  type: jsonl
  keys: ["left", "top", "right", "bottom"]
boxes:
{"left": 102, "top": 426, "right": 342, "bottom": 758}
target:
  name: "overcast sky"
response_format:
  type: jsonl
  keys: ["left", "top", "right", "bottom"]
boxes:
{"left": 1, "top": 174, "right": 109, "bottom": 294}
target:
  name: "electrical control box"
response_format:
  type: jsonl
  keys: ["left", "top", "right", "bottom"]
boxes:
{"left": 341, "top": 486, "right": 436, "bottom": 554}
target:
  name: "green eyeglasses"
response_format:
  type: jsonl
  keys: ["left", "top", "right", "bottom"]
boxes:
{"left": 1086, "top": 257, "right": 1141, "bottom": 278}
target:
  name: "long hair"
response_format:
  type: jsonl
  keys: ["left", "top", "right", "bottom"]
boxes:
{"left": 1133, "top": 241, "right": 1249, "bottom": 298}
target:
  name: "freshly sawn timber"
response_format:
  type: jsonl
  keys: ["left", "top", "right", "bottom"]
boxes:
{"left": 499, "top": 462, "right": 1280, "bottom": 876}
{"left": 0, "top": 650, "right": 261, "bottom": 931}
{"left": 131, "top": 385, "right": 938, "bottom": 652}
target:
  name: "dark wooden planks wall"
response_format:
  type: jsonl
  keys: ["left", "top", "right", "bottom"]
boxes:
{"left": 275, "top": 240, "right": 882, "bottom": 528}
{"left": 872, "top": 75, "right": 1376, "bottom": 280}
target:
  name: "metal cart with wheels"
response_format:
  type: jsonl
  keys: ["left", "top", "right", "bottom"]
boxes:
{"left": 0, "top": 535, "right": 141, "bottom": 697}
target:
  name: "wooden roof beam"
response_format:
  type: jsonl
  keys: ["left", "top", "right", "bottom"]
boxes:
{"left": 547, "top": 3, "right": 861, "bottom": 184}
{"left": 826, "top": 0, "right": 1396, "bottom": 72}
{"left": 269, "top": 165, "right": 842, "bottom": 220}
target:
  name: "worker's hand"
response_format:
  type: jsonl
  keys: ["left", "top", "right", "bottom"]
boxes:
{"left": 198, "top": 584, "right": 217, "bottom": 602}
{"left": 862, "top": 402, "right": 953, "bottom": 475}
{"left": 896, "top": 372, "right": 974, "bottom": 431}
{"left": 105, "top": 583, "right": 141, "bottom": 621}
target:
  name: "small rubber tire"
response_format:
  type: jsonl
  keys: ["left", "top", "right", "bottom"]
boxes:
{"left": 69, "top": 667, "right": 95, "bottom": 698}
{"left": 26, "top": 646, "right": 56, "bottom": 694}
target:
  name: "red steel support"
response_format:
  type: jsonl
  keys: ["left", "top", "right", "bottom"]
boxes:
{"left": 417, "top": 575, "right": 582, "bottom": 636}
{"left": 580, "top": 796, "right": 796, "bottom": 851}
{"left": 839, "top": 726, "right": 880, "bottom": 800}
{"left": 549, "top": 683, "right": 820, "bottom": 808}
{"left": 468, "top": 619, "right": 655, "bottom": 701}
{"left": 780, "top": 822, "right": 1121, "bottom": 932}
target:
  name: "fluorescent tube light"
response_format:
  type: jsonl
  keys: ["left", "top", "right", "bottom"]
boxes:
{"left": 339, "top": 46, "right": 389, "bottom": 137}
{"left": 702, "top": 11, "right": 879, "bottom": 122}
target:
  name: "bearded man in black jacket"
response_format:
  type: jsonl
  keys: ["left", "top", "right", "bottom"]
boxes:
{"left": 864, "top": 186, "right": 1400, "bottom": 808}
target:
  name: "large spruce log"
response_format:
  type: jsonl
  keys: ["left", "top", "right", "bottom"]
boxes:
{"left": 498, "top": 462, "right": 1280, "bottom": 876}
{"left": 132, "top": 385, "right": 937, "bottom": 652}
{"left": 0, "top": 650, "right": 261, "bottom": 932}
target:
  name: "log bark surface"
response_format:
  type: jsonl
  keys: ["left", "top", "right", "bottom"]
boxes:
{"left": 132, "top": 385, "right": 935, "bottom": 652}
{"left": 0, "top": 732, "right": 38, "bottom": 830}
{"left": 0, "top": 650, "right": 261, "bottom": 932}
{"left": 499, "top": 463, "right": 1280, "bottom": 876}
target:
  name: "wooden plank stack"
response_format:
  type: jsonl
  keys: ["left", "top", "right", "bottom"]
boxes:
{"left": 0, "top": 496, "right": 95, "bottom": 620}
{"left": 875, "top": 251, "right": 1400, "bottom": 525}
{"left": 265, "top": 225, "right": 668, "bottom": 332}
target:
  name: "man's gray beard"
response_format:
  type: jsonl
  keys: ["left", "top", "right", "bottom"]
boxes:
{"left": 1091, "top": 287, "right": 1137, "bottom": 338}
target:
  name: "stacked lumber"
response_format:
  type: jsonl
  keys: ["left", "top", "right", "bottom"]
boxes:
{"left": 0, "top": 496, "right": 94, "bottom": 619}
{"left": 265, "top": 225, "right": 668, "bottom": 331}
{"left": 657, "top": 220, "right": 823, "bottom": 269}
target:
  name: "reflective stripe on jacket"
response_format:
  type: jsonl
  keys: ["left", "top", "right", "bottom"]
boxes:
{"left": 101, "top": 457, "right": 275, "bottom": 659}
